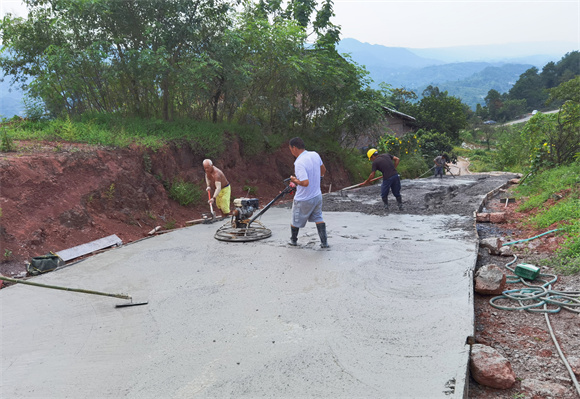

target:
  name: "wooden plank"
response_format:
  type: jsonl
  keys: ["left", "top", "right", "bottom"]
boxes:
{"left": 56, "top": 234, "right": 122, "bottom": 262}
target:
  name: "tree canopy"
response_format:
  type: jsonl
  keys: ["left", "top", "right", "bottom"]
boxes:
{"left": 0, "top": 0, "right": 390, "bottom": 143}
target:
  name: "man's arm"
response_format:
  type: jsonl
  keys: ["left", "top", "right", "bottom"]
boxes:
{"left": 290, "top": 175, "right": 309, "bottom": 187}
{"left": 363, "top": 170, "right": 376, "bottom": 185}
{"left": 393, "top": 156, "right": 400, "bottom": 169}
{"left": 205, "top": 174, "right": 211, "bottom": 191}
{"left": 320, "top": 164, "right": 326, "bottom": 177}
{"left": 209, "top": 181, "right": 222, "bottom": 204}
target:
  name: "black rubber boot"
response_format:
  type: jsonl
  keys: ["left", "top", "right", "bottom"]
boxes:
{"left": 316, "top": 223, "right": 330, "bottom": 248}
{"left": 382, "top": 197, "right": 389, "bottom": 212}
{"left": 396, "top": 196, "right": 403, "bottom": 211}
{"left": 289, "top": 226, "right": 299, "bottom": 246}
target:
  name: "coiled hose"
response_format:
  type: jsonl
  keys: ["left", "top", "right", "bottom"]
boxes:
{"left": 489, "top": 254, "right": 580, "bottom": 395}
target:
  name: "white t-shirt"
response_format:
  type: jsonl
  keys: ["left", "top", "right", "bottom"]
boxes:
{"left": 294, "top": 150, "right": 323, "bottom": 201}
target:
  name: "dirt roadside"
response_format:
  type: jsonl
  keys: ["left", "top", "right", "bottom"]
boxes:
{"left": 1, "top": 142, "right": 578, "bottom": 398}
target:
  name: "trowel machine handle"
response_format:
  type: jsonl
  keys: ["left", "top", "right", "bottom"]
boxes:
{"left": 247, "top": 178, "right": 296, "bottom": 226}
{"left": 282, "top": 177, "right": 297, "bottom": 194}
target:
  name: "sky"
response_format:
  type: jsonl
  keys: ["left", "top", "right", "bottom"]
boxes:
{"left": 1, "top": 0, "right": 579, "bottom": 49}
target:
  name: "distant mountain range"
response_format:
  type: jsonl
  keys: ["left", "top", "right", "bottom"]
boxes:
{"left": 337, "top": 38, "right": 577, "bottom": 109}
{"left": 1, "top": 39, "right": 577, "bottom": 118}
{"left": 0, "top": 75, "right": 25, "bottom": 119}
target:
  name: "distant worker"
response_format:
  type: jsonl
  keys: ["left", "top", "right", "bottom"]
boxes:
{"left": 288, "top": 137, "right": 329, "bottom": 248}
{"left": 363, "top": 148, "right": 403, "bottom": 212}
{"left": 433, "top": 153, "right": 448, "bottom": 178}
{"left": 203, "top": 159, "right": 231, "bottom": 218}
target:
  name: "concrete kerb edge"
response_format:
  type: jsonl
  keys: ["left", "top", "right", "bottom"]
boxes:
{"left": 464, "top": 179, "right": 514, "bottom": 398}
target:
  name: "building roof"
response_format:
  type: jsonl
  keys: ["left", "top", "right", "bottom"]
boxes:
{"left": 382, "top": 106, "right": 416, "bottom": 122}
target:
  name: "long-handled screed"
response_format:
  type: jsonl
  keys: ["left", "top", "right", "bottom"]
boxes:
{"left": 0, "top": 276, "right": 148, "bottom": 308}
{"left": 339, "top": 175, "right": 384, "bottom": 192}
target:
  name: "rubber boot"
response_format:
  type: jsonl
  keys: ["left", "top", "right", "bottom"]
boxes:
{"left": 396, "top": 196, "right": 403, "bottom": 211}
{"left": 289, "top": 226, "right": 299, "bottom": 246}
{"left": 316, "top": 223, "right": 330, "bottom": 248}
{"left": 382, "top": 197, "right": 389, "bottom": 212}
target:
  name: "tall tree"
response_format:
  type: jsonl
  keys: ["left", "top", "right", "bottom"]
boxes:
{"left": 413, "top": 85, "right": 468, "bottom": 143}
{"left": 508, "top": 67, "right": 548, "bottom": 110}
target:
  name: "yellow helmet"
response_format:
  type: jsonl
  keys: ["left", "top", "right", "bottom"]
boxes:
{"left": 367, "top": 148, "right": 378, "bottom": 160}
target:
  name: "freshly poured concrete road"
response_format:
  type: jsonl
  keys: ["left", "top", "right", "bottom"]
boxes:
{"left": 2, "top": 207, "right": 477, "bottom": 398}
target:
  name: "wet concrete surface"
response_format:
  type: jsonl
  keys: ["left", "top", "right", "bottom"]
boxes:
{"left": 1, "top": 174, "right": 519, "bottom": 398}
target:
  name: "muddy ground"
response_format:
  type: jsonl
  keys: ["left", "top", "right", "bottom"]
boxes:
{"left": 1, "top": 142, "right": 578, "bottom": 398}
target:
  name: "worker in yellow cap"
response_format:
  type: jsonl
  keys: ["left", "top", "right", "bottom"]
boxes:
{"left": 363, "top": 148, "right": 403, "bottom": 212}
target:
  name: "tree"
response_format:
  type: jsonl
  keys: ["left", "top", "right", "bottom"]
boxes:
{"left": 0, "top": 0, "right": 235, "bottom": 120}
{"left": 508, "top": 67, "right": 548, "bottom": 110}
{"left": 522, "top": 77, "right": 580, "bottom": 171}
{"left": 484, "top": 89, "right": 502, "bottom": 121}
{"left": 540, "top": 61, "right": 559, "bottom": 89}
{"left": 412, "top": 85, "right": 468, "bottom": 143}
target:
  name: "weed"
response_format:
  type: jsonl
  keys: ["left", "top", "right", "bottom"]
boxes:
{"left": 243, "top": 184, "right": 258, "bottom": 196}
{"left": 105, "top": 183, "right": 115, "bottom": 200}
{"left": 168, "top": 179, "right": 202, "bottom": 206}
{"left": 143, "top": 152, "right": 152, "bottom": 174}
{"left": 4, "top": 249, "right": 13, "bottom": 260}
{"left": 1, "top": 128, "right": 16, "bottom": 152}
{"left": 163, "top": 219, "right": 177, "bottom": 230}
{"left": 511, "top": 392, "right": 526, "bottom": 399}
{"left": 146, "top": 211, "right": 156, "bottom": 220}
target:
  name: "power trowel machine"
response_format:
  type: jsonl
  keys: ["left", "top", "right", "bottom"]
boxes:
{"left": 214, "top": 178, "right": 296, "bottom": 242}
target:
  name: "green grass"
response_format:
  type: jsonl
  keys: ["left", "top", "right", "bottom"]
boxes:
{"left": 453, "top": 147, "right": 498, "bottom": 172}
{"left": 514, "top": 161, "right": 580, "bottom": 274}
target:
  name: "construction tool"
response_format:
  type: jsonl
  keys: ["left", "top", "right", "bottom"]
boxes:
{"left": 214, "top": 178, "right": 296, "bottom": 242}
{"left": 0, "top": 276, "right": 148, "bottom": 308}
{"left": 444, "top": 165, "right": 456, "bottom": 178}
{"left": 207, "top": 189, "right": 217, "bottom": 220}
{"left": 340, "top": 175, "right": 384, "bottom": 192}
{"left": 418, "top": 166, "right": 436, "bottom": 178}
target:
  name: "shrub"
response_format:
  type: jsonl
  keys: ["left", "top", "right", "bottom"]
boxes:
{"left": 169, "top": 179, "right": 203, "bottom": 206}
{"left": 1, "top": 129, "right": 16, "bottom": 152}
{"left": 397, "top": 153, "right": 429, "bottom": 179}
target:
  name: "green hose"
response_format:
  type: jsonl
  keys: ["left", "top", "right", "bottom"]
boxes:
{"left": 501, "top": 228, "right": 560, "bottom": 246}
{"left": 490, "top": 254, "right": 579, "bottom": 314}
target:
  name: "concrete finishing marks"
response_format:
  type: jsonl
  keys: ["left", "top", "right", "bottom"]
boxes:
{"left": 1, "top": 174, "right": 518, "bottom": 398}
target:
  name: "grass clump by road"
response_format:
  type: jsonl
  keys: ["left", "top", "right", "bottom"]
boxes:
{"left": 514, "top": 161, "right": 580, "bottom": 274}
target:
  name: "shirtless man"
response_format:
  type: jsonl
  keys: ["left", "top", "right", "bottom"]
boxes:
{"left": 203, "top": 159, "right": 231, "bottom": 217}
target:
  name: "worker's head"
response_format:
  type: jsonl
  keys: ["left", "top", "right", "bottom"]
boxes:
{"left": 367, "top": 148, "right": 378, "bottom": 161}
{"left": 203, "top": 159, "right": 213, "bottom": 173}
{"left": 289, "top": 137, "right": 305, "bottom": 150}
{"left": 289, "top": 137, "right": 305, "bottom": 157}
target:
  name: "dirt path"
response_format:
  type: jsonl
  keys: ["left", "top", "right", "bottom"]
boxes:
{"left": 447, "top": 156, "right": 471, "bottom": 176}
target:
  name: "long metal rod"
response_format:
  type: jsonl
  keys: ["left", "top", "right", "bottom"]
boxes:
{"left": 248, "top": 187, "right": 293, "bottom": 226}
{"left": 0, "top": 276, "right": 132, "bottom": 300}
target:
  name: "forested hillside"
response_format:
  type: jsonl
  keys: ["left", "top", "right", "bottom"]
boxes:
{"left": 475, "top": 51, "right": 580, "bottom": 122}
